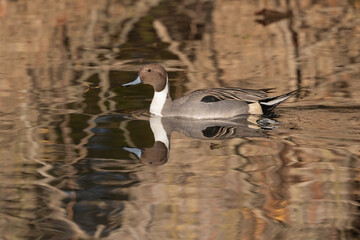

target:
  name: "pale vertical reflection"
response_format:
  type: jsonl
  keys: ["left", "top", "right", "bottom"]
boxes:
{"left": 70, "top": 72, "right": 117, "bottom": 166}
{"left": 153, "top": 20, "right": 198, "bottom": 84}
{"left": 119, "top": 120, "right": 136, "bottom": 148}
{"left": 72, "top": 70, "right": 95, "bottom": 164}
{"left": 98, "top": 70, "right": 116, "bottom": 113}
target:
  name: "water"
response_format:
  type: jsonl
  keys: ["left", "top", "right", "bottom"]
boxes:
{"left": 0, "top": 1, "right": 359, "bottom": 239}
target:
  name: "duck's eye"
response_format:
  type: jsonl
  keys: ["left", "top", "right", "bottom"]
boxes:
{"left": 148, "top": 69, "right": 151, "bottom": 72}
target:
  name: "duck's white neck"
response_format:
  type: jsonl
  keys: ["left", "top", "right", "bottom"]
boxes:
{"left": 150, "top": 78, "right": 169, "bottom": 117}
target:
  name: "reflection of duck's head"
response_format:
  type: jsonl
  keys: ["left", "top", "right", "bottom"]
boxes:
{"left": 124, "top": 116, "right": 170, "bottom": 166}
{"left": 124, "top": 141, "right": 168, "bottom": 165}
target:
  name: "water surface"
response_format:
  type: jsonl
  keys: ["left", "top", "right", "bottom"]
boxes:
{"left": 0, "top": 1, "right": 359, "bottom": 239}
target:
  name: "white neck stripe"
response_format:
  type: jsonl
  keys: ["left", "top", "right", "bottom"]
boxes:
{"left": 150, "top": 77, "right": 168, "bottom": 116}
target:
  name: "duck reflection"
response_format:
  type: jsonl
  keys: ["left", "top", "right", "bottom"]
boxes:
{"left": 124, "top": 141, "right": 168, "bottom": 165}
{"left": 124, "top": 115, "right": 268, "bottom": 165}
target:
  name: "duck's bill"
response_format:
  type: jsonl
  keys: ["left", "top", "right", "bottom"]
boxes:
{"left": 122, "top": 76, "right": 141, "bottom": 87}
{"left": 123, "top": 147, "right": 142, "bottom": 159}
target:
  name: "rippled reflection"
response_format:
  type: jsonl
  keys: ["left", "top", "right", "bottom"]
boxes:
{"left": 0, "top": 0, "right": 359, "bottom": 239}
{"left": 123, "top": 115, "right": 269, "bottom": 165}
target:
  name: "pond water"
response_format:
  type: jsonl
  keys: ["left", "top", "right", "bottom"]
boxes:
{"left": 0, "top": 1, "right": 359, "bottom": 239}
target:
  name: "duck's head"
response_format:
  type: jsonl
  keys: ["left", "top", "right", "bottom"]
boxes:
{"left": 122, "top": 64, "right": 168, "bottom": 92}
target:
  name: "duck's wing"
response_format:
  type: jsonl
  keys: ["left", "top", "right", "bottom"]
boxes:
{"left": 192, "top": 88, "right": 272, "bottom": 103}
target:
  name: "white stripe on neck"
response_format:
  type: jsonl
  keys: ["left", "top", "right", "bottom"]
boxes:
{"left": 150, "top": 78, "right": 169, "bottom": 116}
{"left": 149, "top": 116, "right": 169, "bottom": 149}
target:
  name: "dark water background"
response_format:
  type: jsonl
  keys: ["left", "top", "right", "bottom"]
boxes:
{"left": 0, "top": 1, "right": 359, "bottom": 239}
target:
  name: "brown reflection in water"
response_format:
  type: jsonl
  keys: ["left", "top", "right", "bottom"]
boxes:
{"left": 154, "top": 0, "right": 360, "bottom": 105}
{"left": 0, "top": 0, "right": 359, "bottom": 239}
{"left": 112, "top": 134, "right": 358, "bottom": 240}
{"left": 0, "top": 0, "right": 156, "bottom": 238}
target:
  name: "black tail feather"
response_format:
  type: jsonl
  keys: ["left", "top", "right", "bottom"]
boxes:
{"left": 259, "top": 90, "right": 298, "bottom": 114}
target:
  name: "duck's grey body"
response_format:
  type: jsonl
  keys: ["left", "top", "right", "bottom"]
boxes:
{"left": 163, "top": 89, "right": 257, "bottom": 119}
{"left": 122, "top": 64, "right": 297, "bottom": 119}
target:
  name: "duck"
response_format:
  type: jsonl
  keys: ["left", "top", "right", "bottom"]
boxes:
{"left": 122, "top": 64, "right": 297, "bottom": 119}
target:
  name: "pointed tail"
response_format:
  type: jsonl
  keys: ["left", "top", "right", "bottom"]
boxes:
{"left": 259, "top": 90, "right": 298, "bottom": 114}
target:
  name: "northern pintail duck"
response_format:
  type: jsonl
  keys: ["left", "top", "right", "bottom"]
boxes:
{"left": 122, "top": 64, "right": 296, "bottom": 119}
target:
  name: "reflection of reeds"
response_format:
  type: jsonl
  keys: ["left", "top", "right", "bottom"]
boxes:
{"left": 0, "top": 0, "right": 160, "bottom": 238}
{"left": 108, "top": 132, "right": 358, "bottom": 239}
{"left": 1, "top": 0, "right": 359, "bottom": 239}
